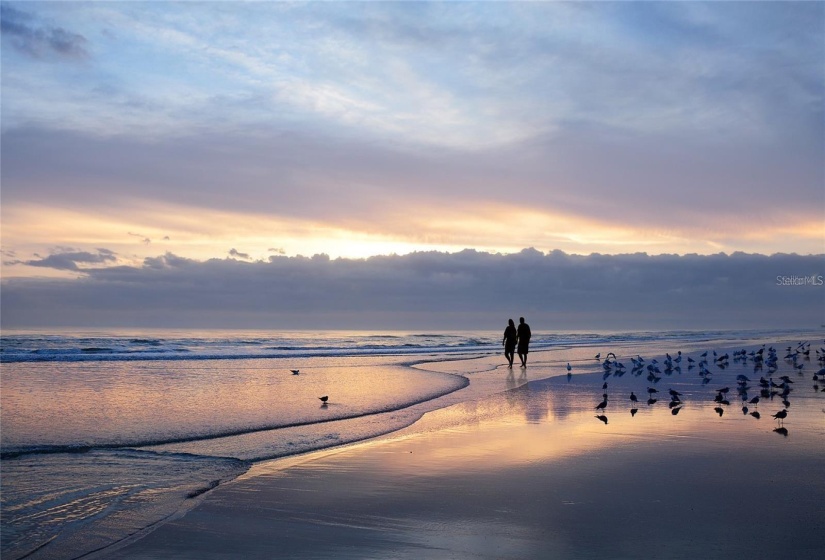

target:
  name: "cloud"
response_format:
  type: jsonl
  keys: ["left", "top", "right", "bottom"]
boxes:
{"left": 2, "top": 125, "right": 821, "bottom": 256}
{"left": 128, "top": 232, "right": 151, "bottom": 245}
{"left": 0, "top": 4, "right": 89, "bottom": 60}
{"left": 228, "top": 248, "right": 250, "bottom": 260}
{"left": 13, "top": 248, "right": 117, "bottom": 272}
{"left": 1, "top": 249, "right": 821, "bottom": 330}
{"left": 142, "top": 252, "right": 195, "bottom": 270}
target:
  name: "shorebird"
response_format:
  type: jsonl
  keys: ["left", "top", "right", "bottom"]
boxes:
{"left": 290, "top": 369, "right": 300, "bottom": 375}
{"left": 318, "top": 396, "right": 329, "bottom": 403}
{"left": 567, "top": 363, "right": 572, "bottom": 373}
{"left": 668, "top": 389, "right": 682, "bottom": 398}
{"left": 771, "top": 409, "right": 788, "bottom": 423}
{"left": 595, "top": 398, "right": 608, "bottom": 412}
{"left": 595, "top": 353, "right": 601, "bottom": 360}
{"left": 630, "top": 392, "right": 638, "bottom": 405}
{"left": 647, "top": 387, "right": 659, "bottom": 396}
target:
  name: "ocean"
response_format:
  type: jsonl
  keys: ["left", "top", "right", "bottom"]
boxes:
{"left": 2, "top": 327, "right": 823, "bottom": 559}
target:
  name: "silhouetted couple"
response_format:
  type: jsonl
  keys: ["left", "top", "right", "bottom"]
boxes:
{"left": 503, "top": 317, "right": 531, "bottom": 368}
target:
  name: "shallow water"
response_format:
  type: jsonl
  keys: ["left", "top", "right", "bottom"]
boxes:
{"left": 2, "top": 328, "right": 823, "bottom": 560}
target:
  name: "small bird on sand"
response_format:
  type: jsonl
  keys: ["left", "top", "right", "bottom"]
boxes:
{"left": 630, "top": 392, "right": 638, "bottom": 405}
{"left": 772, "top": 409, "right": 787, "bottom": 421}
{"left": 567, "top": 363, "right": 572, "bottom": 372}
{"left": 290, "top": 369, "right": 300, "bottom": 375}
{"left": 319, "top": 396, "right": 329, "bottom": 403}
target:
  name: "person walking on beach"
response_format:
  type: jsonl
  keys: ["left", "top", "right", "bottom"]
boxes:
{"left": 517, "top": 316, "right": 531, "bottom": 367}
{"left": 503, "top": 319, "right": 517, "bottom": 368}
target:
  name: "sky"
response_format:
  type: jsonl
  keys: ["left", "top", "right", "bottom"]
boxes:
{"left": 1, "top": 1, "right": 823, "bottom": 330}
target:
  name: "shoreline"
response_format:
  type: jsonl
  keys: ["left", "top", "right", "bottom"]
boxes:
{"left": 4, "top": 332, "right": 823, "bottom": 560}
{"left": 103, "top": 338, "right": 825, "bottom": 559}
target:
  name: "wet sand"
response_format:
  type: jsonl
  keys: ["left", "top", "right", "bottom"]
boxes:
{"left": 105, "top": 356, "right": 825, "bottom": 560}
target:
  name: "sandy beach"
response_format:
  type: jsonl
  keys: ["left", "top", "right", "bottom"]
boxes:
{"left": 105, "top": 346, "right": 825, "bottom": 560}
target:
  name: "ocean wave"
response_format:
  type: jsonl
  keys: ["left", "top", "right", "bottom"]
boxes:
{"left": 1, "top": 328, "right": 819, "bottom": 364}
{"left": 1, "top": 374, "right": 470, "bottom": 459}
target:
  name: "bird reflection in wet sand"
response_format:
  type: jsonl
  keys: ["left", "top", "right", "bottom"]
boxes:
{"left": 596, "top": 414, "right": 608, "bottom": 425}
{"left": 750, "top": 411, "right": 761, "bottom": 420}
{"left": 714, "top": 406, "right": 724, "bottom": 417}
{"left": 630, "top": 408, "right": 638, "bottom": 417}
{"left": 671, "top": 407, "right": 682, "bottom": 415}
{"left": 773, "top": 427, "right": 789, "bottom": 437}
{"left": 647, "top": 398, "right": 657, "bottom": 406}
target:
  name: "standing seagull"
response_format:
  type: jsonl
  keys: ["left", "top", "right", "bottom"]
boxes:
{"left": 290, "top": 369, "right": 300, "bottom": 375}
{"left": 630, "top": 392, "right": 638, "bottom": 405}
{"left": 771, "top": 409, "right": 787, "bottom": 423}
{"left": 319, "top": 396, "right": 329, "bottom": 404}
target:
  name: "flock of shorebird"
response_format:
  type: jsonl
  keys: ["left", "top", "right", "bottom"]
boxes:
{"left": 586, "top": 340, "right": 825, "bottom": 435}
{"left": 292, "top": 340, "right": 824, "bottom": 419}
